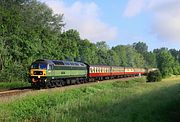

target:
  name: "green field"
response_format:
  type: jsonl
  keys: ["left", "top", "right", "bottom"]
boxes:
{"left": 0, "top": 76, "right": 180, "bottom": 122}
{"left": 0, "top": 81, "right": 31, "bottom": 90}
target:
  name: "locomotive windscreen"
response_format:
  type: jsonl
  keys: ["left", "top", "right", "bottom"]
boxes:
{"left": 31, "top": 63, "right": 47, "bottom": 69}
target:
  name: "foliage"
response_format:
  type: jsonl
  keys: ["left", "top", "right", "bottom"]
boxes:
{"left": 78, "top": 39, "right": 98, "bottom": 64}
{"left": 112, "top": 45, "right": 128, "bottom": 66}
{"left": 0, "top": 0, "right": 64, "bottom": 82}
{"left": 96, "top": 41, "right": 109, "bottom": 65}
{"left": 112, "top": 45, "right": 145, "bottom": 67}
{"left": 147, "top": 70, "right": 162, "bottom": 82}
{"left": 133, "top": 42, "right": 156, "bottom": 68}
{"left": 154, "top": 48, "right": 176, "bottom": 77}
{"left": 133, "top": 41, "right": 148, "bottom": 54}
{"left": 143, "top": 51, "right": 157, "bottom": 68}
{"left": 169, "top": 49, "right": 180, "bottom": 63}
{"left": 172, "top": 65, "right": 180, "bottom": 75}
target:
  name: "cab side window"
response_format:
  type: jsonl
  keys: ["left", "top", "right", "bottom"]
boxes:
{"left": 48, "top": 65, "right": 53, "bottom": 70}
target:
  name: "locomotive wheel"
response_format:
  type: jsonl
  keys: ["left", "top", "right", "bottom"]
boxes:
{"left": 61, "top": 80, "right": 66, "bottom": 86}
{"left": 80, "top": 78, "right": 84, "bottom": 84}
{"left": 46, "top": 80, "right": 55, "bottom": 88}
{"left": 46, "top": 81, "right": 51, "bottom": 88}
{"left": 55, "top": 80, "right": 62, "bottom": 87}
{"left": 84, "top": 78, "right": 88, "bottom": 83}
{"left": 32, "top": 83, "right": 40, "bottom": 89}
{"left": 40, "top": 81, "right": 46, "bottom": 88}
{"left": 75, "top": 78, "right": 80, "bottom": 84}
{"left": 51, "top": 80, "right": 56, "bottom": 88}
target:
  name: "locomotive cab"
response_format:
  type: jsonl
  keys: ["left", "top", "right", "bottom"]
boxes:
{"left": 30, "top": 63, "right": 47, "bottom": 77}
{"left": 29, "top": 59, "right": 54, "bottom": 84}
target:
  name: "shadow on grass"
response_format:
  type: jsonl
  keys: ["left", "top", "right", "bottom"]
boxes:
{"left": 10, "top": 86, "right": 32, "bottom": 90}
{"left": 60, "top": 83, "right": 180, "bottom": 122}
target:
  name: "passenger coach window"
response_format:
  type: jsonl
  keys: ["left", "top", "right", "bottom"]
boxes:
{"left": 90, "top": 68, "right": 93, "bottom": 73}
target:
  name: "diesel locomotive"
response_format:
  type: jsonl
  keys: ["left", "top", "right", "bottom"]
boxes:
{"left": 29, "top": 59, "right": 155, "bottom": 88}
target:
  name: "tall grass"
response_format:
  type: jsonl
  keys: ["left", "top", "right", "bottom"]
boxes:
{"left": 0, "top": 77, "right": 179, "bottom": 122}
{"left": 0, "top": 81, "right": 31, "bottom": 90}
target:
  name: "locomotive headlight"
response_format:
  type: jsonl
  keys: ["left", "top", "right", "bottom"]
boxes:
{"left": 43, "top": 70, "right": 46, "bottom": 76}
{"left": 31, "top": 70, "right": 33, "bottom": 75}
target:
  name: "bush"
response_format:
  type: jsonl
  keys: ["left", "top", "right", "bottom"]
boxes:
{"left": 173, "top": 66, "right": 180, "bottom": 75}
{"left": 147, "top": 70, "right": 162, "bottom": 82}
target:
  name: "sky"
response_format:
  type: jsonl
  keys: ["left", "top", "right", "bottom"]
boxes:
{"left": 40, "top": 0, "right": 180, "bottom": 51}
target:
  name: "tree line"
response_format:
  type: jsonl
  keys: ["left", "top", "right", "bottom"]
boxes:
{"left": 0, "top": 0, "right": 180, "bottom": 82}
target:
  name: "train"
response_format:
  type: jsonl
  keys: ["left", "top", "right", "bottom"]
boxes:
{"left": 29, "top": 59, "right": 157, "bottom": 88}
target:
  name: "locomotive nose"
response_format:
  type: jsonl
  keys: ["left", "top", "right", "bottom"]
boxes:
{"left": 30, "top": 69, "right": 47, "bottom": 83}
{"left": 30, "top": 69, "right": 46, "bottom": 76}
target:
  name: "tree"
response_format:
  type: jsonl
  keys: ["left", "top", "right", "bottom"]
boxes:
{"left": 60, "top": 30, "right": 80, "bottom": 61}
{"left": 106, "top": 50, "right": 119, "bottom": 66}
{"left": 125, "top": 45, "right": 145, "bottom": 67}
{"left": 112, "top": 45, "right": 145, "bottom": 67}
{"left": 143, "top": 52, "right": 157, "bottom": 68}
{"left": 154, "top": 48, "right": 175, "bottom": 77}
{"left": 0, "top": 0, "right": 65, "bottom": 82}
{"left": 96, "top": 41, "right": 109, "bottom": 65}
{"left": 78, "top": 39, "right": 98, "bottom": 64}
{"left": 169, "top": 49, "right": 180, "bottom": 63}
{"left": 112, "top": 45, "right": 127, "bottom": 66}
{"left": 133, "top": 42, "right": 148, "bottom": 54}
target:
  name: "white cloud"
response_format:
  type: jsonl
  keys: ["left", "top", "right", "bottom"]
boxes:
{"left": 149, "top": 0, "right": 180, "bottom": 42}
{"left": 124, "top": 0, "right": 180, "bottom": 43}
{"left": 123, "top": 0, "right": 145, "bottom": 17}
{"left": 41, "top": 0, "right": 118, "bottom": 42}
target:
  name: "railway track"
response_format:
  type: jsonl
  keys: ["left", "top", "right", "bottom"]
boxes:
{"left": 0, "top": 89, "right": 32, "bottom": 97}
{"left": 0, "top": 76, "right": 143, "bottom": 97}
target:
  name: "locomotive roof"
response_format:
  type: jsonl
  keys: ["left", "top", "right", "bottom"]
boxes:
{"left": 34, "top": 59, "right": 86, "bottom": 67}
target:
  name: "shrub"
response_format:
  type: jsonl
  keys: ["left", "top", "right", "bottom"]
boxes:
{"left": 173, "top": 66, "right": 180, "bottom": 75}
{"left": 147, "top": 70, "right": 162, "bottom": 82}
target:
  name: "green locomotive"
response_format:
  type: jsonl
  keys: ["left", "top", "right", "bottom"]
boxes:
{"left": 29, "top": 59, "right": 87, "bottom": 88}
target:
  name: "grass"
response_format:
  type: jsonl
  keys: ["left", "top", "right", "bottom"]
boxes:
{"left": 0, "top": 77, "right": 179, "bottom": 122}
{"left": 0, "top": 81, "right": 31, "bottom": 90}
